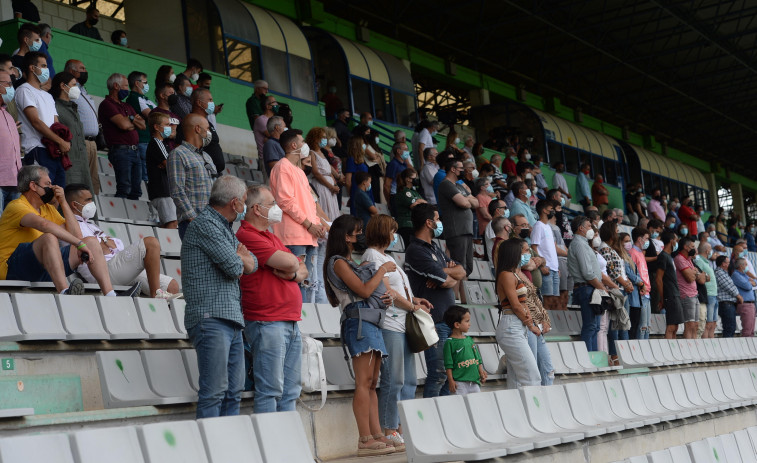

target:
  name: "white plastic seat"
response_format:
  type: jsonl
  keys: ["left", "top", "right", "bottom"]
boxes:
{"left": 710, "top": 339, "right": 727, "bottom": 361}
{"left": 546, "top": 311, "right": 569, "bottom": 335}
{"left": 558, "top": 342, "right": 594, "bottom": 373}
{"left": 648, "top": 338, "right": 672, "bottom": 365}
{"left": 693, "top": 339, "right": 712, "bottom": 362}
{"left": 620, "top": 376, "right": 678, "bottom": 422}
{"left": 181, "top": 349, "right": 200, "bottom": 391}
{"left": 71, "top": 425, "right": 146, "bottom": 463}
{"left": 433, "top": 396, "right": 510, "bottom": 458}
{"left": 729, "top": 368, "right": 757, "bottom": 401}
{"left": 124, "top": 199, "right": 155, "bottom": 225}
{"left": 477, "top": 343, "right": 505, "bottom": 378}
{"left": 141, "top": 350, "right": 197, "bottom": 402}
{"left": 682, "top": 372, "right": 729, "bottom": 411}
{"left": 669, "top": 445, "right": 694, "bottom": 462}
{"left": 162, "top": 259, "right": 182, "bottom": 289}
{"left": 95, "top": 296, "right": 148, "bottom": 340}
{"left": 315, "top": 303, "right": 341, "bottom": 337}
{"left": 462, "top": 281, "right": 486, "bottom": 304}
{"left": 168, "top": 299, "right": 188, "bottom": 336}
{"left": 717, "top": 368, "right": 757, "bottom": 404}
{"left": 56, "top": 294, "right": 109, "bottom": 340}
{"left": 732, "top": 429, "right": 757, "bottom": 463}
{"left": 615, "top": 340, "right": 638, "bottom": 367}
{"left": 564, "top": 381, "right": 640, "bottom": 431}
{"left": 704, "top": 370, "right": 748, "bottom": 408}
{"left": 668, "top": 373, "right": 719, "bottom": 414}
{"left": 527, "top": 385, "right": 606, "bottom": 437}
{"left": 250, "top": 411, "right": 314, "bottom": 463}
{"left": 155, "top": 228, "right": 181, "bottom": 257}
{"left": 99, "top": 174, "right": 117, "bottom": 194}
{"left": 10, "top": 293, "right": 67, "bottom": 340}
{"left": 392, "top": 252, "right": 405, "bottom": 268}
{"left": 98, "top": 221, "right": 132, "bottom": 245}
{"left": 479, "top": 281, "right": 497, "bottom": 304}
{"left": 702, "top": 338, "right": 719, "bottom": 361}
{"left": 657, "top": 338, "right": 680, "bottom": 364}
{"left": 493, "top": 389, "right": 583, "bottom": 444}
{"left": 469, "top": 306, "right": 495, "bottom": 335}
{"left": 720, "top": 432, "right": 747, "bottom": 463}
{"left": 322, "top": 346, "right": 355, "bottom": 390}
{"left": 0, "top": 293, "right": 26, "bottom": 341}
{"left": 463, "top": 392, "right": 536, "bottom": 452}
{"left": 639, "top": 340, "right": 663, "bottom": 366}
{"left": 687, "top": 436, "right": 726, "bottom": 463}
{"left": 602, "top": 378, "right": 661, "bottom": 426}
{"left": 98, "top": 157, "right": 115, "bottom": 175}
{"left": 651, "top": 374, "right": 704, "bottom": 416}
{"left": 680, "top": 339, "right": 701, "bottom": 363}
{"left": 127, "top": 224, "right": 156, "bottom": 244}
{"left": 97, "top": 196, "right": 130, "bottom": 223}
{"left": 564, "top": 310, "right": 581, "bottom": 334}
{"left": 198, "top": 415, "right": 264, "bottom": 463}
{"left": 465, "top": 310, "right": 483, "bottom": 335}
{"left": 666, "top": 338, "right": 689, "bottom": 363}
{"left": 134, "top": 298, "right": 184, "bottom": 339}
{"left": 138, "top": 420, "right": 208, "bottom": 463}
{"left": 298, "top": 303, "right": 328, "bottom": 338}
{"left": 546, "top": 342, "right": 570, "bottom": 375}
{"left": 0, "top": 433, "right": 75, "bottom": 463}
{"left": 96, "top": 350, "right": 177, "bottom": 407}
{"left": 573, "top": 341, "right": 613, "bottom": 371}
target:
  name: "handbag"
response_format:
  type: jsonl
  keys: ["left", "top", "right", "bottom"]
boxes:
{"left": 405, "top": 308, "right": 439, "bottom": 353}
{"left": 299, "top": 335, "right": 327, "bottom": 412}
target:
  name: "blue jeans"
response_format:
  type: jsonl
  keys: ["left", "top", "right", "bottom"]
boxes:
{"left": 244, "top": 320, "right": 302, "bottom": 413}
{"left": 378, "top": 329, "right": 416, "bottom": 429}
{"left": 720, "top": 301, "right": 737, "bottom": 338}
{"left": 108, "top": 146, "right": 142, "bottom": 199}
{"left": 187, "top": 317, "right": 245, "bottom": 419}
{"left": 0, "top": 187, "right": 19, "bottom": 213}
{"left": 706, "top": 295, "right": 719, "bottom": 322}
{"left": 541, "top": 269, "right": 560, "bottom": 297}
{"left": 575, "top": 285, "right": 601, "bottom": 351}
{"left": 137, "top": 142, "right": 148, "bottom": 183}
{"left": 24, "top": 147, "right": 65, "bottom": 186}
{"left": 526, "top": 330, "right": 554, "bottom": 386}
{"left": 423, "top": 322, "right": 451, "bottom": 398}
{"left": 314, "top": 238, "right": 329, "bottom": 304}
{"left": 286, "top": 245, "right": 318, "bottom": 303}
{"left": 638, "top": 297, "right": 651, "bottom": 340}
{"left": 178, "top": 219, "right": 190, "bottom": 240}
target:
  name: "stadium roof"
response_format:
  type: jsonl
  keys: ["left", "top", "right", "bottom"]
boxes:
{"left": 326, "top": 0, "right": 757, "bottom": 179}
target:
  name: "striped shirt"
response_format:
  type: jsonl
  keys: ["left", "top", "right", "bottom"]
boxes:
{"left": 75, "top": 85, "right": 100, "bottom": 137}
{"left": 168, "top": 141, "right": 214, "bottom": 222}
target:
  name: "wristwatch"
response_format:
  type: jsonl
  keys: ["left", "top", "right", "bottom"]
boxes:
{"left": 128, "top": 115, "right": 135, "bottom": 122}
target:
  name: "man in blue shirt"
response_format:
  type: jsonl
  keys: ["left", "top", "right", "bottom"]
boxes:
{"left": 576, "top": 162, "right": 592, "bottom": 212}
{"left": 383, "top": 141, "right": 409, "bottom": 214}
{"left": 509, "top": 180, "right": 537, "bottom": 226}
{"left": 181, "top": 175, "right": 258, "bottom": 418}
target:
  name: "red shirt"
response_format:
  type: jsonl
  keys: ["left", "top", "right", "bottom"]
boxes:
{"left": 98, "top": 96, "right": 139, "bottom": 147}
{"left": 237, "top": 220, "right": 302, "bottom": 322}
{"left": 678, "top": 204, "right": 697, "bottom": 235}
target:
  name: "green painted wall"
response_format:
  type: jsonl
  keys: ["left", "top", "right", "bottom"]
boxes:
{"left": 0, "top": 375, "right": 83, "bottom": 414}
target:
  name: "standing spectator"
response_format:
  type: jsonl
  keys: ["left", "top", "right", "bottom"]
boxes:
{"left": 168, "top": 113, "right": 215, "bottom": 239}
{"left": 625, "top": 184, "right": 645, "bottom": 226}
{"left": 444, "top": 306, "right": 487, "bottom": 395}
{"left": 245, "top": 80, "right": 268, "bottom": 130}
{"left": 170, "top": 74, "right": 193, "bottom": 120}
{"left": 509, "top": 181, "right": 537, "bottom": 226}
{"left": 655, "top": 231, "right": 682, "bottom": 339}
{"left": 262, "top": 116, "right": 285, "bottom": 176}
{"left": 50, "top": 72, "right": 91, "bottom": 192}
{"left": 238, "top": 185, "right": 306, "bottom": 413}
{"left": 98, "top": 73, "right": 144, "bottom": 199}
{"left": 345, "top": 136, "right": 369, "bottom": 204}
{"left": 551, "top": 161, "right": 572, "bottom": 205}
{"left": 576, "top": 163, "right": 592, "bottom": 211}
{"left": 567, "top": 216, "right": 607, "bottom": 351}
{"left": 462, "top": 135, "right": 475, "bottom": 156}
{"left": 181, "top": 59, "right": 203, "bottom": 84}
{"left": 111, "top": 30, "right": 128, "bottom": 47}
{"left": 323, "top": 126, "right": 345, "bottom": 207}
{"left": 11, "top": 23, "right": 42, "bottom": 86}
{"left": 706, "top": 223, "right": 727, "bottom": 252}
{"left": 269, "top": 129, "right": 326, "bottom": 303}
{"left": 181, "top": 175, "right": 257, "bottom": 419}
{"left": 695, "top": 205, "right": 706, "bottom": 237}
{"left": 405, "top": 203, "right": 466, "bottom": 397}
{"left": 678, "top": 196, "right": 698, "bottom": 236}
{"left": 320, "top": 83, "right": 343, "bottom": 121}
{"left": 179, "top": 88, "right": 224, "bottom": 174}
{"left": 64, "top": 60, "right": 100, "bottom": 194}
{"left": 591, "top": 174, "right": 609, "bottom": 214}
{"left": 444, "top": 129, "right": 465, "bottom": 158}
{"left": 416, "top": 120, "right": 438, "bottom": 168}
{"left": 352, "top": 172, "right": 377, "bottom": 228}
{"left": 150, "top": 82, "right": 180, "bottom": 151}
{"left": 438, "top": 158, "right": 478, "bottom": 276}
{"left": 37, "top": 24, "right": 55, "bottom": 78}
{"left": 12, "top": 0, "right": 40, "bottom": 22}
{"left": 675, "top": 237, "right": 706, "bottom": 339}
{"left": 145, "top": 112, "right": 177, "bottom": 229}
{"left": 532, "top": 200, "right": 560, "bottom": 309}
{"left": 502, "top": 148, "right": 518, "bottom": 178}
{"left": 254, "top": 95, "right": 277, "bottom": 157}
{"left": 548, "top": 203, "right": 570, "bottom": 310}
{"left": 394, "top": 168, "right": 425, "bottom": 246}
{"left": 629, "top": 227, "right": 652, "bottom": 339}
{"left": 68, "top": 6, "right": 103, "bottom": 41}
{"left": 333, "top": 108, "right": 352, "bottom": 159}
{"left": 732, "top": 258, "right": 756, "bottom": 337}
{"left": 383, "top": 141, "right": 409, "bottom": 213}
{"left": 715, "top": 255, "right": 741, "bottom": 338}
{"left": 488, "top": 154, "right": 508, "bottom": 199}
{"left": 494, "top": 238, "right": 542, "bottom": 388}
{"left": 474, "top": 176, "right": 495, "bottom": 238}
{"left": 17, "top": 52, "right": 70, "bottom": 186}
{"left": 126, "top": 71, "right": 156, "bottom": 183}
{"left": 745, "top": 221, "right": 757, "bottom": 252}
{"left": 363, "top": 128, "right": 385, "bottom": 203}
{"left": 597, "top": 223, "right": 633, "bottom": 360}
{"left": 0, "top": 69, "right": 21, "bottom": 212}
{"left": 485, "top": 199, "right": 510, "bottom": 261}
{"left": 489, "top": 216, "right": 512, "bottom": 271}
{"left": 306, "top": 127, "right": 340, "bottom": 221}
{"left": 647, "top": 189, "right": 666, "bottom": 221}
{"left": 695, "top": 241, "right": 718, "bottom": 338}
{"left": 419, "top": 147, "right": 439, "bottom": 205}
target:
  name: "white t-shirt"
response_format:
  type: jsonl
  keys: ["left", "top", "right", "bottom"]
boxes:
{"left": 418, "top": 128, "right": 434, "bottom": 150}
{"left": 362, "top": 248, "right": 413, "bottom": 333}
{"left": 15, "top": 82, "right": 58, "bottom": 153}
{"left": 532, "top": 220, "right": 559, "bottom": 271}
{"left": 420, "top": 162, "right": 439, "bottom": 205}
{"left": 485, "top": 222, "right": 496, "bottom": 261}
{"left": 75, "top": 216, "right": 125, "bottom": 283}
{"left": 552, "top": 171, "right": 569, "bottom": 193}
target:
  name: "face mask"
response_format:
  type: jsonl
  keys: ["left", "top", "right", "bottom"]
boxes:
{"left": 525, "top": 189, "right": 532, "bottom": 198}
{"left": 1, "top": 85, "right": 15, "bottom": 105}
{"left": 390, "top": 233, "right": 399, "bottom": 249}
{"left": 668, "top": 223, "right": 676, "bottom": 229}
{"left": 29, "top": 39, "right": 42, "bottom": 52}
{"left": 525, "top": 173, "right": 533, "bottom": 180}
{"left": 519, "top": 253, "right": 531, "bottom": 267}
{"left": 76, "top": 201, "right": 97, "bottom": 219}
{"left": 300, "top": 144, "right": 310, "bottom": 159}
{"left": 162, "top": 125, "right": 172, "bottom": 138}
{"left": 485, "top": 185, "right": 494, "bottom": 194}
{"left": 592, "top": 236, "right": 602, "bottom": 248}
{"left": 184, "top": 86, "right": 193, "bottom": 97}
{"left": 585, "top": 228, "right": 595, "bottom": 241}
{"left": 204, "top": 101, "right": 215, "bottom": 115}
{"left": 455, "top": 137, "right": 460, "bottom": 144}
{"left": 751, "top": 227, "right": 756, "bottom": 234}
{"left": 234, "top": 199, "right": 246, "bottom": 222}
{"left": 361, "top": 144, "right": 366, "bottom": 151}
{"left": 687, "top": 248, "right": 695, "bottom": 257}
{"left": 624, "top": 242, "right": 633, "bottom": 251}
{"left": 202, "top": 130, "right": 212, "bottom": 148}
{"left": 77, "top": 72, "right": 88, "bottom": 86}
{"left": 672, "top": 243, "right": 679, "bottom": 252}
{"left": 560, "top": 197, "right": 566, "bottom": 206}
{"left": 433, "top": 221, "right": 444, "bottom": 238}
{"left": 167, "top": 94, "right": 178, "bottom": 106}
{"left": 36, "top": 183, "right": 54, "bottom": 204}
{"left": 66, "top": 85, "right": 81, "bottom": 101}
{"left": 319, "top": 138, "right": 328, "bottom": 148}
{"left": 117, "top": 89, "right": 129, "bottom": 100}
{"left": 138, "top": 82, "right": 149, "bottom": 95}
{"left": 191, "top": 73, "right": 200, "bottom": 82}
{"left": 120, "top": 37, "right": 128, "bottom": 47}
{"left": 503, "top": 209, "right": 510, "bottom": 219}
{"left": 34, "top": 66, "right": 50, "bottom": 84}
{"left": 525, "top": 153, "right": 532, "bottom": 161}
{"left": 740, "top": 250, "right": 748, "bottom": 258}
{"left": 327, "top": 138, "right": 336, "bottom": 147}
{"left": 680, "top": 228, "right": 688, "bottom": 236}
{"left": 651, "top": 231, "right": 659, "bottom": 239}
{"left": 709, "top": 231, "right": 716, "bottom": 237}
{"left": 471, "top": 169, "right": 479, "bottom": 179}
{"left": 546, "top": 211, "right": 555, "bottom": 220}
{"left": 263, "top": 204, "right": 282, "bottom": 224}
{"left": 708, "top": 250, "right": 713, "bottom": 259}
{"left": 169, "top": 74, "right": 176, "bottom": 83}
{"left": 519, "top": 228, "right": 530, "bottom": 239}
{"left": 642, "top": 240, "right": 650, "bottom": 250}
{"left": 366, "top": 183, "right": 372, "bottom": 192}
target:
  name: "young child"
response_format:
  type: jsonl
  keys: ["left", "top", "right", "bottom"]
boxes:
{"left": 443, "top": 305, "right": 487, "bottom": 395}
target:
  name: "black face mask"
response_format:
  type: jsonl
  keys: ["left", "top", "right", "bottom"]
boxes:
{"left": 89, "top": 18, "right": 98, "bottom": 26}
{"left": 77, "top": 71, "right": 88, "bottom": 86}
{"left": 304, "top": 165, "right": 313, "bottom": 176}
{"left": 412, "top": 177, "right": 421, "bottom": 188}
{"left": 519, "top": 228, "right": 530, "bottom": 239}
{"left": 36, "top": 184, "right": 54, "bottom": 204}
{"left": 546, "top": 212, "right": 555, "bottom": 220}
{"left": 688, "top": 249, "right": 696, "bottom": 257}
{"left": 167, "top": 94, "right": 178, "bottom": 106}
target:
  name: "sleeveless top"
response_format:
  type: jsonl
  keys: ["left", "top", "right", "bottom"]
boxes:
{"left": 499, "top": 271, "right": 528, "bottom": 311}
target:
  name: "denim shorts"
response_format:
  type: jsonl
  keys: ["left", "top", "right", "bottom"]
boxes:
{"left": 6, "top": 242, "right": 73, "bottom": 281}
{"left": 343, "top": 317, "right": 387, "bottom": 358}
{"left": 681, "top": 296, "right": 698, "bottom": 323}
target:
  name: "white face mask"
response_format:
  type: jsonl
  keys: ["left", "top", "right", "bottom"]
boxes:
{"left": 191, "top": 72, "right": 200, "bottom": 82}
{"left": 300, "top": 143, "right": 310, "bottom": 159}
{"left": 525, "top": 153, "right": 532, "bottom": 160}
{"left": 169, "top": 73, "right": 176, "bottom": 83}
{"left": 78, "top": 201, "right": 97, "bottom": 219}
{"left": 471, "top": 169, "right": 479, "bottom": 179}
{"left": 327, "top": 138, "right": 337, "bottom": 147}
{"left": 265, "top": 204, "right": 283, "bottom": 224}
{"left": 585, "top": 228, "right": 595, "bottom": 241}
{"left": 66, "top": 85, "right": 81, "bottom": 101}
{"left": 592, "top": 236, "right": 602, "bottom": 248}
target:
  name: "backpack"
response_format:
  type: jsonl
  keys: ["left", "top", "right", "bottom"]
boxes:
{"left": 299, "top": 335, "right": 327, "bottom": 411}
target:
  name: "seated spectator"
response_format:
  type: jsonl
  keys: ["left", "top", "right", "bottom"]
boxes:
{"left": 17, "top": 52, "right": 70, "bottom": 186}
{"left": 0, "top": 68, "right": 21, "bottom": 213}
{"left": 155, "top": 65, "right": 176, "bottom": 88}
{"left": 353, "top": 171, "right": 377, "bottom": 227}
{"left": 68, "top": 5, "right": 103, "bottom": 41}
{"left": 170, "top": 74, "right": 193, "bottom": 120}
{"left": 111, "top": 30, "right": 128, "bottom": 47}
{"left": 145, "top": 112, "right": 178, "bottom": 229}
{"left": 64, "top": 183, "right": 179, "bottom": 298}
{"left": 182, "top": 58, "right": 203, "bottom": 84}
{"left": 126, "top": 71, "right": 156, "bottom": 183}
{"left": 262, "top": 115, "right": 286, "bottom": 176}
{"left": 50, "top": 72, "right": 91, "bottom": 193}
{"left": 0, "top": 166, "right": 112, "bottom": 295}
{"left": 151, "top": 82, "right": 180, "bottom": 151}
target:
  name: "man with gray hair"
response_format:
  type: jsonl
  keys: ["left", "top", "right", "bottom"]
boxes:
{"left": 0, "top": 165, "right": 114, "bottom": 295}
{"left": 694, "top": 240, "right": 717, "bottom": 338}
{"left": 181, "top": 175, "right": 257, "bottom": 419}
{"left": 262, "top": 115, "right": 285, "bottom": 176}
{"left": 98, "top": 73, "right": 145, "bottom": 199}
{"left": 732, "top": 257, "right": 756, "bottom": 337}
{"left": 245, "top": 79, "right": 269, "bottom": 130}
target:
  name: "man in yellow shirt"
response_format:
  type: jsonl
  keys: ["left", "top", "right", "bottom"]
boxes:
{"left": 0, "top": 165, "right": 114, "bottom": 295}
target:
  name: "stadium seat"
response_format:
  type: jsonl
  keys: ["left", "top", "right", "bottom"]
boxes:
{"left": 155, "top": 228, "right": 181, "bottom": 257}
{"left": 619, "top": 377, "right": 678, "bottom": 422}
{"left": 649, "top": 339, "right": 675, "bottom": 365}
{"left": 134, "top": 298, "right": 185, "bottom": 339}
{"left": 493, "top": 389, "right": 583, "bottom": 444}
{"left": 162, "top": 259, "right": 182, "bottom": 289}
{"left": 96, "top": 351, "right": 171, "bottom": 408}
{"left": 123, "top": 199, "right": 155, "bottom": 225}
{"left": 56, "top": 294, "right": 109, "bottom": 340}
{"left": 670, "top": 373, "right": 718, "bottom": 414}
{"left": 11, "top": 293, "right": 67, "bottom": 341}
{"left": 573, "top": 341, "right": 614, "bottom": 371}
{"left": 719, "top": 431, "right": 747, "bottom": 463}
{"left": 650, "top": 374, "right": 704, "bottom": 417}
{"left": 0, "top": 433, "right": 75, "bottom": 463}
{"left": 702, "top": 370, "right": 745, "bottom": 408}
{"left": 391, "top": 252, "right": 405, "bottom": 268}
{"left": 732, "top": 429, "right": 757, "bottom": 463}
{"left": 0, "top": 293, "right": 26, "bottom": 341}
{"left": 98, "top": 157, "right": 115, "bottom": 176}
{"left": 478, "top": 281, "right": 497, "bottom": 304}
{"left": 250, "top": 412, "right": 314, "bottom": 462}
{"left": 462, "top": 281, "right": 486, "bottom": 305}
{"left": 477, "top": 343, "right": 504, "bottom": 378}
{"left": 463, "top": 392, "right": 537, "bottom": 452}
{"left": 315, "top": 303, "right": 341, "bottom": 337}
{"left": 469, "top": 306, "right": 495, "bottom": 335}
{"left": 197, "top": 415, "right": 264, "bottom": 463}
{"left": 127, "top": 224, "right": 156, "bottom": 243}
{"left": 666, "top": 338, "right": 689, "bottom": 364}
{"left": 98, "top": 221, "right": 132, "bottom": 246}
{"left": 468, "top": 262, "right": 481, "bottom": 280}
{"left": 687, "top": 436, "right": 726, "bottom": 463}
{"left": 168, "top": 299, "right": 188, "bottom": 335}
{"left": 99, "top": 174, "right": 117, "bottom": 195}
{"left": 717, "top": 368, "right": 755, "bottom": 404}
{"left": 687, "top": 371, "right": 729, "bottom": 411}
{"left": 95, "top": 296, "right": 149, "bottom": 340}
{"left": 564, "top": 310, "right": 582, "bottom": 334}
{"left": 141, "top": 350, "right": 198, "bottom": 402}
{"left": 466, "top": 310, "right": 483, "bottom": 335}
{"left": 521, "top": 386, "right": 603, "bottom": 438}
{"left": 615, "top": 340, "right": 638, "bottom": 367}
{"left": 298, "top": 303, "right": 329, "bottom": 338}
{"left": 181, "top": 349, "right": 200, "bottom": 392}
{"left": 322, "top": 346, "right": 355, "bottom": 390}
{"left": 544, "top": 384, "right": 609, "bottom": 437}
{"left": 475, "top": 260, "right": 493, "bottom": 281}
{"left": 433, "top": 395, "right": 511, "bottom": 457}
{"left": 601, "top": 378, "right": 661, "bottom": 426}
{"left": 546, "top": 343, "right": 571, "bottom": 375}
{"left": 546, "top": 311, "right": 569, "bottom": 335}
{"left": 96, "top": 196, "right": 130, "bottom": 223}
{"left": 558, "top": 342, "right": 596, "bottom": 373}
{"left": 564, "top": 381, "right": 641, "bottom": 431}
{"left": 138, "top": 420, "right": 208, "bottom": 463}
{"left": 70, "top": 425, "right": 145, "bottom": 463}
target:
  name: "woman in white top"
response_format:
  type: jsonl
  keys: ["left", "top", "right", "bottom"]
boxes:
{"left": 362, "top": 214, "right": 431, "bottom": 448}
{"left": 590, "top": 225, "right": 621, "bottom": 354}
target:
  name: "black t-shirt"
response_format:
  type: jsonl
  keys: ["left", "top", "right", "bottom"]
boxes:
{"left": 657, "top": 251, "right": 680, "bottom": 301}
{"left": 625, "top": 192, "right": 639, "bottom": 209}
{"left": 145, "top": 138, "right": 170, "bottom": 200}
{"left": 12, "top": 0, "right": 40, "bottom": 22}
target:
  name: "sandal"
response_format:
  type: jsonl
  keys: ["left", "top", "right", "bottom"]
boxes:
{"left": 357, "top": 436, "right": 394, "bottom": 457}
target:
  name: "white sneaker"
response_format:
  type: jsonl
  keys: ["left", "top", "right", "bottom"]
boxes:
{"left": 385, "top": 432, "right": 405, "bottom": 451}
{"left": 155, "top": 289, "right": 183, "bottom": 300}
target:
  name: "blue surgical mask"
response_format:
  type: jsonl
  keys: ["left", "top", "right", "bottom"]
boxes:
{"left": 162, "top": 126, "right": 172, "bottom": 138}
{"left": 680, "top": 228, "right": 688, "bottom": 236}
{"left": 141, "top": 82, "right": 149, "bottom": 95}
{"left": 651, "top": 231, "right": 659, "bottom": 239}
{"left": 673, "top": 243, "right": 679, "bottom": 252}
{"left": 708, "top": 250, "right": 713, "bottom": 259}
{"left": 120, "top": 36, "right": 128, "bottom": 47}
{"left": 401, "top": 150, "right": 410, "bottom": 160}
{"left": 389, "top": 233, "right": 398, "bottom": 249}
{"left": 503, "top": 209, "right": 510, "bottom": 219}
{"left": 184, "top": 86, "right": 193, "bottom": 97}
{"left": 668, "top": 223, "right": 676, "bottom": 229}
{"left": 368, "top": 120, "right": 373, "bottom": 126}
{"left": 320, "top": 138, "right": 328, "bottom": 148}
{"left": 485, "top": 185, "right": 494, "bottom": 194}
{"left": 433, "top": 221, "right": 444, "bottom": 238}
{"left": 205, "top": 101, "right": 215, "bottom": 115}
{"left": 34, "top": 66, "right": 50, "bottom": 84}
{"left": 560, "top": 197, "right": 566, "bottom": 206}
{"left": 740, "top": 250, "right": 747, "bottom": 258}
{"left": 29, "top": 39, "right": 42, "bottom": 52}
{"left": 525, "top": 188, "right": 532, "bottom": 198}
{"left": 366, "top": 184, "right": 372, "bottom": 192}
{"left": 234, "top": 200, "right": 247, "bottom": 222}
{"left": 642, "top": 240, "right": 650, "bottom": 250}
{"left": 361, "top": 143, "right": 366, "bottom": 151}
{"left": 1, "top": 85, "right": 15, "bottom": 105}
{"left": 519, "top": 253, "right": 531, "bottom": 267}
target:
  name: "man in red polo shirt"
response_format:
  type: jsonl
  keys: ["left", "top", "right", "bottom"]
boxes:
{"left": 237, "top": 184, "right": 308, "bottom": 413}
{"left": 677, "top": 196, "right": 698, "bottom": 236}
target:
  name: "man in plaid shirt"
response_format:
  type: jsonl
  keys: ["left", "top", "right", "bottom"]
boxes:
{"left": 714, "top": 255, "right": 742, "bottom": 338}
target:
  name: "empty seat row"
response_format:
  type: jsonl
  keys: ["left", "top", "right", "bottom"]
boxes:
{"left": 461, "top": 281, "right": 497, "bottom": 305}
{"left": 0, "top": 411, "right": 312, "bottom": 463}
{"left": 547, "top": 341, "right": 621, "bottom": 374}
{"left": 97, "top": 221, "right": 181, "bottom": 257}
{"left": 95, "top": 195, "right": 155, "bottom": 225}
{"left": 615, "top": 336, "right": 757, "bottom": 368}
{"left": 400, "top": 366, "right": 757, "bottom": 463}
{"left": 321, "top": 346, "right": 429, "bottom": 390}
{"left": 0, "top": 293, "right": 187, "bottom": 342}
{"left": 616, "top": 427, "right": 757, "bottom": 462}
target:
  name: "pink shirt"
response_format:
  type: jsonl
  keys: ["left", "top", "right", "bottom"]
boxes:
{"left": 648, "top": 199, "right": 665, "bottom": 221}
{"left": 630, "top": 247, "right": 650, "bottom": 296}
{"left": 476, "top": 193, "right": 492, "bottom": 235}
{"left": 0, "top": 106, "right": 21, "bottom": 187}
{"left": 269, "top": 156, "right": 319, "bottom": 246}
{"left": 674, "top": 253, "right": 698, "bottom": 298}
